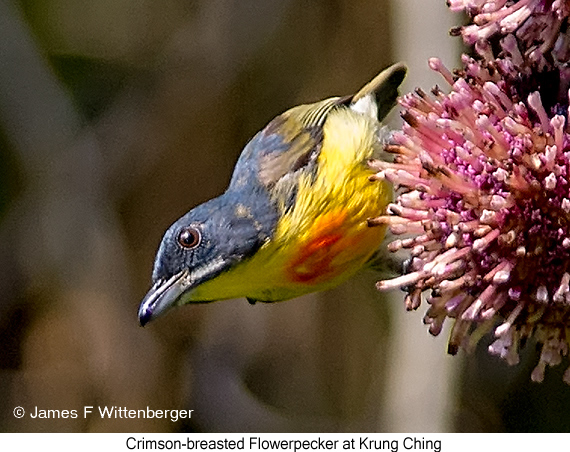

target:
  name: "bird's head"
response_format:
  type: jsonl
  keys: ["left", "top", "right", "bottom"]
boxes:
{"left": 138, "top": 194, "right": 276, "bottom": 325}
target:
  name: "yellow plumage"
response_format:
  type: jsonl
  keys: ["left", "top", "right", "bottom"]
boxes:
{"left": 190, "top": 107, "right": 391, "bottom": 302}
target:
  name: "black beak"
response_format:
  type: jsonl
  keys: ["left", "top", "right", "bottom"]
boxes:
{"left": 138, "top": 269, "right": 190, "bottom": 326}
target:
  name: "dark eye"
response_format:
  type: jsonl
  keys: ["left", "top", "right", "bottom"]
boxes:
{"left": 177, "top": 226, "right": 201, "bottom": 249}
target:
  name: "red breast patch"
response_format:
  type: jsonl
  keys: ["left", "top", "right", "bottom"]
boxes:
{"left": 286, "top": 211, "right": 352, "bottom": 284}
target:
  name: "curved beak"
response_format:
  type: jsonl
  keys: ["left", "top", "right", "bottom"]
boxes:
{"left": 138, "top": 268, "right": 190, "bottom": 326}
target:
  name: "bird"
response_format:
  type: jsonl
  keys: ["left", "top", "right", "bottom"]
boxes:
{"left": 138, "top": 63, "right": 407, "bottom": 326}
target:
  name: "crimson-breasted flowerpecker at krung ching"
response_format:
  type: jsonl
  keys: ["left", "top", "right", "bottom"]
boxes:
{"left": 138, "top": 63, "right": 407, "bottom": 326}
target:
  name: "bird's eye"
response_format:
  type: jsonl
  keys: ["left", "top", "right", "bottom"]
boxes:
{"left": 177, "top": 226, "right": 201, "bottom": 249}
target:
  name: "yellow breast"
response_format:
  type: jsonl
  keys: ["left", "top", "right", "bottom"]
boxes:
{"left": 274, "top": 108, "right": 391, "bottom": 288}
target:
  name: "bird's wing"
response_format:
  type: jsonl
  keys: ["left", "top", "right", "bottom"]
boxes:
{"left": 227, "top": 98, "right": 342, "bottom": 194}
{"left": 228, "top": 63, "right": 406, "bottom": 200}
{"left": 351, "top": 62, "right": 407, "bottom": 121}
{"left": 256, "top": 96, "right": 348, "bottom": 188}
{"left": 256, "top": 63, "right": 407, "bottom": 188}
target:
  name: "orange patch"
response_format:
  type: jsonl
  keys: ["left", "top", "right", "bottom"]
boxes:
{"left": 286, "top": 211, "right": 364, "bottom": 284}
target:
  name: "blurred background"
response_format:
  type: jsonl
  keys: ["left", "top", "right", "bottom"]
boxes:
{"left": 1, "top": 0, "right": 570, "bottom": 433}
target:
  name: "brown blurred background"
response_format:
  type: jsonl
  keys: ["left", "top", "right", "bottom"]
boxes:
{"left": 1, "top": 0, "right": 570, "bottom": 433}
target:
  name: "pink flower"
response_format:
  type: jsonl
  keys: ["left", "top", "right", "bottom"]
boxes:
{"left": 449, "top": 0, "right": 570, "bottom": 69}
{"left": 373, "top": 0, "right": 570, "bottom": 383}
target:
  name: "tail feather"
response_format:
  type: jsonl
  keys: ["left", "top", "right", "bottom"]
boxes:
{"left": 350, "top": 62, "right": 407, "bottom": 121}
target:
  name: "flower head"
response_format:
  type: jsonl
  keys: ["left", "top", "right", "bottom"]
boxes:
{"left": 373, "top": 0, "right": 570, "bottom": 383}
{"left": 448, "top": 0, "right": 570, "bottom": 69}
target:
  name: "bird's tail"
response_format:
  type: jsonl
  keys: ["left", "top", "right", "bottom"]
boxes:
{"left": 350, "top": 62, "right": 407, "bottom": 121}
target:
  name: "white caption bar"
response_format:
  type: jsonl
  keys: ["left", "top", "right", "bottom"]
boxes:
{"left": 0, "top": 433, "right": 560, "bottom": 452}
